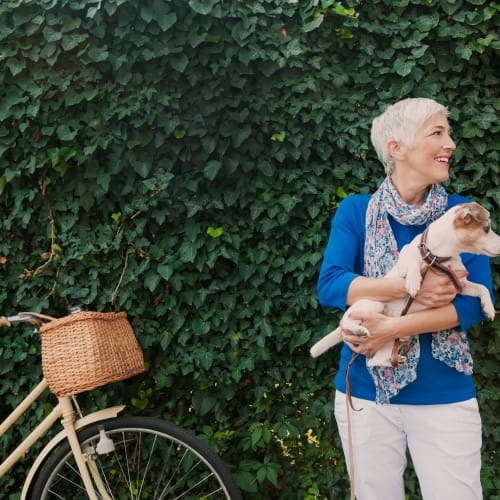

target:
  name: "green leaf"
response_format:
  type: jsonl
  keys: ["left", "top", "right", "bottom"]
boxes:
{"left": 87, "top": 45, "right": 109, "bottom": 62}
{"left": 130, "top": 158, "right": 152, "bottom": 178}
{"left": 6, "top": 58, "right": 26, "bottom": 76}
{"left": 233, "top": 471, "right": 258, "bottom": 493}
{"left": 251, "top": 425, "right": 263, "bottom": 447}
{"left": 170, "top": 53, "right": 189, "bottom": 72}
{"left": 203, "top": 160, "right": 221, "bottom": 180}
{"left": 393, "top": 58, "right": 414, "bottom": 77}
{"left": 232, "top": 124, "right": 251, "bottom": 147}
{"left": 271, "top": 131, "right": 286, "bottom": 142}
{"left": 144, "top": 271, "right": 160, "bottom": 292}
{"left": 179, "top": 241, "right": 198, "bottom": 263}
{"left": 411, "top": 44, "right": 428, "bottom": 59}
{"left": 153, "top": 0, "right": 177, "bottom": 31}
{"left": 157, "top": 263, "right": 173, "bottom": 280}
{"left": 140, "top": 5, "right": 154, "bottom": 23}
{"left": 302, "top": 14, "right": 324, "bottom": 33}
{"left": 279, "top": 194, "right": 300, "bottom": 213}
{"left": 191, "top": 391, "right": 216, "bottom": 415}
{"left": 197, "top": 350, "right": 213, "bottom": 369}
{"left": 43, "top": 26, "right": 62, "bottom": 42}
{"left": 207, "top": 226, "right": 224, "bottom": 238}
{"left": 415, "top": 12, "right": 440, "bottom": 32}
{"left": 455, "top": 43, "right": 473, "bottom": 60}
{"left": 56, "top": 124, "right": 78, "bottom": 141}
{"left": 189, "top": 0, "right": 218, "bottom": 15}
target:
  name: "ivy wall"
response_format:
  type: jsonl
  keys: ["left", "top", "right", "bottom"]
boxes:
{"left": 0, "top": 0, "right": 498, "bottom": 498}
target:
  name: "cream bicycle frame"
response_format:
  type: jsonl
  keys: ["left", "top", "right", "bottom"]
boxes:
{"left": 0, "top": 377, "right": 125, "bottom": 499}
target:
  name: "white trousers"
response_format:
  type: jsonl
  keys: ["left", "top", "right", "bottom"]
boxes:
{"left": 334, "top": 391, "right": 482, "bottom": 500}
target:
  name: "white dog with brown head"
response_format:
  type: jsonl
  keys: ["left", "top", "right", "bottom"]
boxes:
{"left": 311, "top": 202, "right": 500, "bottom": 367}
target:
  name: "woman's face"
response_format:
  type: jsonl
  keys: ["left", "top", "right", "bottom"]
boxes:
{"left": 402, "top": 112, "right": 456, "bottom": 185}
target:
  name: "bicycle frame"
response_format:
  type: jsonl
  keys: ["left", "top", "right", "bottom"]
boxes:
{"left": 0, "top": 375, "right": 125, "bottom": 499}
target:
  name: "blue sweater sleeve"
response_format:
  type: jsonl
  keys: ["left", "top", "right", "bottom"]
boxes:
{"left": 317, "top": 195, "right": 369, "bottom": 311}
{"left": 453, "top": 252, "right": 494, "bottom": 331}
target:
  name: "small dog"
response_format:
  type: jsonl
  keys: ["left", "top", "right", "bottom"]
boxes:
{"left": 311, "top": 202, "right": 500, "bottom": 366}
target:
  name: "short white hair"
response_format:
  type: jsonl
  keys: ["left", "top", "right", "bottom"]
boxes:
{"left": 370, "top": 98, "right": 449, "bottom": 173}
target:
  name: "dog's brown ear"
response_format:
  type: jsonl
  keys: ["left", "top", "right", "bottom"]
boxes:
{"left": 460, "top": 202, "right": 489, "bottom": 226}
{"left": 462, "top": 213, "right": 473, "bottom": 225}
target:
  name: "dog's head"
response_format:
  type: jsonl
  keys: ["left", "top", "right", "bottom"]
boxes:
{"left": 453, "top": 202, "right": 500, "bottom": 257}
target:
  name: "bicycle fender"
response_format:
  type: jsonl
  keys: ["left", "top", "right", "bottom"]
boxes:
{"left": 21, "top": 405, "right": 126, "bottom": 499}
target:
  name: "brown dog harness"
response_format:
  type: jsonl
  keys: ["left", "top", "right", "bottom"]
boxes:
{"left": 389, "top": 229, "right": 463, "bottom": 367}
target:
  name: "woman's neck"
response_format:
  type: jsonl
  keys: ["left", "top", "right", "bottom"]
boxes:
{"left": 390, "top": 173, "right": 429, "bottom": 206}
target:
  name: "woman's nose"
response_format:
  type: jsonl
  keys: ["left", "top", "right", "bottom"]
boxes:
{"left": 445, "top": 135, "right": 456, "bottom": 151}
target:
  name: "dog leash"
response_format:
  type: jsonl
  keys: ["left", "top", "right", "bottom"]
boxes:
{"left": 344, "top": 353, "right": 361, "bottom": 500}
{"left": 390, "top": 229, "right": 463, "bottom": 367}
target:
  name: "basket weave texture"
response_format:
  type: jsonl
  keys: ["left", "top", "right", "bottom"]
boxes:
{"left": 40, "top": 311, "right": 144, "bottom": 397}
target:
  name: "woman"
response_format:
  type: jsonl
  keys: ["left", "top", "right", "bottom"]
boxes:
{"left": 317, "top": 98, "right": 493, "bottom": 500}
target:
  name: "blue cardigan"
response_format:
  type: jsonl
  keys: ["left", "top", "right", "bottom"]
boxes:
{"left": 317, "top": 193, "right": 494, "bottom": 404}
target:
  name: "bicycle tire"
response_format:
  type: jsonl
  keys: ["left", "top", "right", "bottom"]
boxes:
{"left": 29, "top": 416, "right": 243, "bottom": 500}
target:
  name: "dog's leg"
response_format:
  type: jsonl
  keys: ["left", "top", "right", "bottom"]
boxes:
{"left": 401, "top": 247, "right": 423, "bottom": 297}
{"left": 366, "top": 341, "right": 395, "bottom": 367}
{"left": 405, "top": 263, "right": 424, "bottom": 298}
{"left": 310, "top": 327, "right": 344, "bottom": 357}
{"left": 310, "top": 320, "right": 370, "bottom": 358}
{"left": 460, "top": 281, "right": 496, "bottom": 320}
{"left": 386, "top": 244, "right": 423, "bottom": 298}
{"left": 310, "top": 300, "right": 384, "bottom": 357}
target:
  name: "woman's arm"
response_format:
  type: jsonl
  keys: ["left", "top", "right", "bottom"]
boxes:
{"left": 346, "top": 266, "right": 468, "bottom": 308}
{"left": 317, "top": 196, "right": 372, "bottom": 309}
{"left": 344, "top": 257, "right": 487, "bottom": 357}
{"left": 345, "top": 303, "right": 460, "bottom": 357}
{"left": 345, "top": 276, "right": 407, "bottom": 304}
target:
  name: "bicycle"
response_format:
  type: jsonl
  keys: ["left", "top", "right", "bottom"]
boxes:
{"left": 0, "top": 310, "right": 243, "bottom": 499}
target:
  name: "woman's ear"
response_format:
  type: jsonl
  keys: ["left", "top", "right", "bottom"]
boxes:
{"left": 387, "top": 139, "right": 406, "bottom": 161}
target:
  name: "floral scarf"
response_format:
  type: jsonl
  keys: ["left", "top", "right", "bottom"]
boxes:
{"left": 364, "top": 176, "right": 473, "bottom": 403}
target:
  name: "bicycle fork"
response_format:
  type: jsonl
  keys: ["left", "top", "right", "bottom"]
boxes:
{"left": 60, "top": 398, "right": 112, "bottom": 500}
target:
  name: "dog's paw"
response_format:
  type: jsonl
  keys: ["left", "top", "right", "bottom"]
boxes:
{"left": 405, "top": 277, "right": 422, "bottom": 297}
{"left": 481, "top": 300, "right": 495, "bottom": 321}
{"left": 342, "top": 318, "right": 370, "bottom": 338}
{"left": 354, "top": 326, "right": 369, "bottom": 338}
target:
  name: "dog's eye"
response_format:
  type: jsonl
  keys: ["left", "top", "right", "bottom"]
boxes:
{"left": 483, "top": 225, "right": 490, "bottom": 234}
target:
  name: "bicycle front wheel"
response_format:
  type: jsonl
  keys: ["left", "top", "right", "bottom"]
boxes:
{"left": 30, "top": 416, "right": 243, "bottom": 499}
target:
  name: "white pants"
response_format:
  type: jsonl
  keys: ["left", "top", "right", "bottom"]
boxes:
{"left": 334, "top": 392, "right": 482, "bottom": 500}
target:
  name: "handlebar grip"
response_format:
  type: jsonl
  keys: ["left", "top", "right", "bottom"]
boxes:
{"left": 0, "top": 316, "right": 11, "bottom": 327}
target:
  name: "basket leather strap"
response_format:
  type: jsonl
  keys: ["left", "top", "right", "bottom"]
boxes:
{"left": 18, "top": 312, "right": 57, "bottom": 322}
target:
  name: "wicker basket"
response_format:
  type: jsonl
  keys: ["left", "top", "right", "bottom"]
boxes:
{"left": 39, "top": 311, "right": 144, "bottom": 397}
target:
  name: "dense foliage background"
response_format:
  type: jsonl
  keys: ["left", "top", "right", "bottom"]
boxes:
{"left": 0, "top": 0, "right": 498, "bottom": 498}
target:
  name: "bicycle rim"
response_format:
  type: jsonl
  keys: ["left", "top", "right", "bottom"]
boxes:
{"left": 30, "top": 416, "right": 242, "bottom": 500}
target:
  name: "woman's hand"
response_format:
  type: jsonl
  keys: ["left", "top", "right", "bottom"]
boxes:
{"left": 340, "top": 311, "right": 397, "bottom": 358}
{"left": 414, "top": 267, "right": 468, "bottom": 308}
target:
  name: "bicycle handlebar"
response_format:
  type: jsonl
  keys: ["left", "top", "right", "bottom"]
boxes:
{"left": 0, "top": 313, "right": 45, "bottom": 327}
